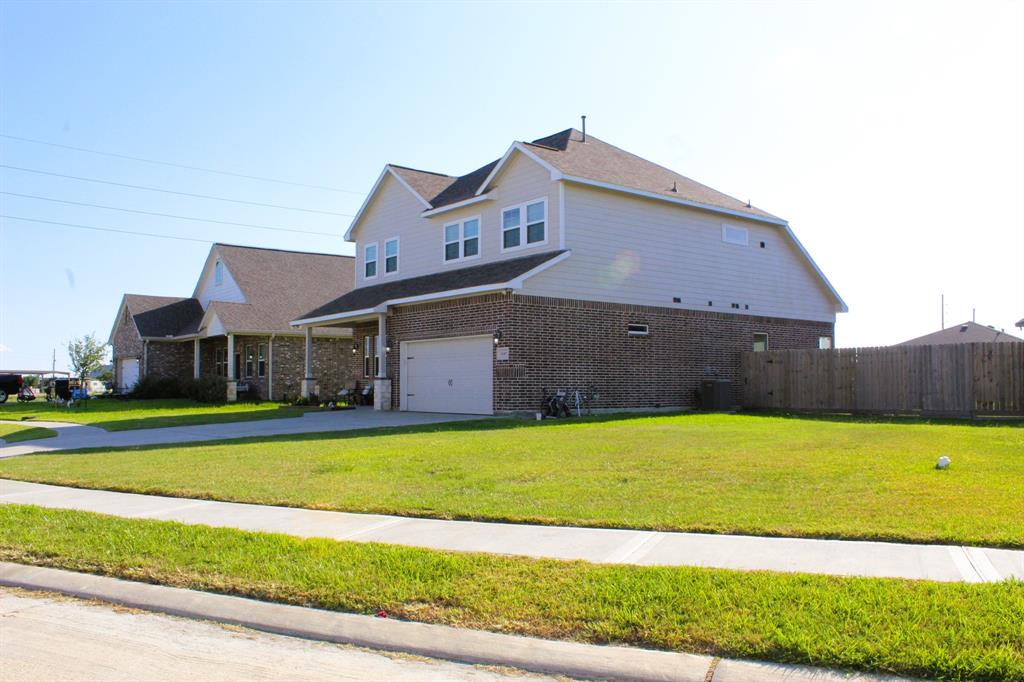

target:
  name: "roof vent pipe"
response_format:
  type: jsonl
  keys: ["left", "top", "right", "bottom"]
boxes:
{"left": 581, "top": 115, "right": 586, "bottom": 143}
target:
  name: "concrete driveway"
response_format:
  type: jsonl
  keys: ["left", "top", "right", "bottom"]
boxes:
{"left": 0, "top": 408, "right": 485, "bottom": 458}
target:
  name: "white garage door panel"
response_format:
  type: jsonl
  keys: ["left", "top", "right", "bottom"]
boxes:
{"left": 119, "top": 359, "right": 139, "bottom": 392}
{"left": 402, "top": 336, "right": 493, "bottom": 415}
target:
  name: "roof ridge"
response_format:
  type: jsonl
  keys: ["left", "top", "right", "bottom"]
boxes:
{"left": 388, "top": 163, "right": 455, "bottom": 178}
{"left": 214, "top": 243, "right": 352, "bottom": 259}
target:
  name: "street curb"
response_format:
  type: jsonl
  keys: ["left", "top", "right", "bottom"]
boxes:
{"left": 0, "top": 562, "right": 905, "bottom": 682}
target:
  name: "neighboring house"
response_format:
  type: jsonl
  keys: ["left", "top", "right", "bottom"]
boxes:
{"left": 110, "top": 244, "right": 356, "bottom": 400}
{"left": 292, "top": 128, "right": 847, "bottom": 415}
{"left": 898, "top": 321, "right": 1023, "bottom": 346}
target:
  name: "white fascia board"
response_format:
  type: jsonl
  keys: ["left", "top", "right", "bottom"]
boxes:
{"left": 291, "top": 307, "right": 379, "bottom": 328}
{"left": 561, "top": 175, "right": 789, "bottom": 227}
{"left": 107, "top": 296, "right": 128, "bottom": 346}
{"left": 780, "top": 224, "right": 849, "bottom": 313}
{"left": 343, "top": 166, "right": 433, "bottom": 242}
{"left": 474, "top": 142, "right": 563, "bottom": 197}
{"left": 420, "top": 192, "right": 494, "bottom": 218}
{"left": 190, "top": 244, "right": 219, "bottom": 300}
{"left": 508, "top": 249, "right": 572, "bottom": 288}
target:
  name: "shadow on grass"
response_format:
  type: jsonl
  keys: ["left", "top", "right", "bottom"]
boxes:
{"left": 24, "top": 410, "right": 688, "bottom": 457}
{"left": 740, "top": 409, "right": 1024, "bottom": 428}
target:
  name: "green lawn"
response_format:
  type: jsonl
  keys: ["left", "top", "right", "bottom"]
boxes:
{"left": 2, "top": 413, "right": 1021, "bottom": 547}
{"left": 0, "top": 398, "right": 314, "bottom": 431}
{"left": 1, "top": 505, "right": 1019, "bottom": 681}
{"left": 0, "top": 423, "right": 58, "bottom": 443}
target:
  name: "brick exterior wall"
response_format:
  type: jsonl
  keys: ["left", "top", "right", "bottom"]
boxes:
{"left": 110, "top": 307, "right": 143, "bottom": 390}
{"left": 145, "top": 341, "right": 194, "bottom": 382}
{"left": 354, "top": 293, "right": 833, "bottom": 413}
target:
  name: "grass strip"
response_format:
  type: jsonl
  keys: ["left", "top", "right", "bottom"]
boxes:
{"left": 0, "top": 504, "right": 1020, "bottom": 681}
{"left": 1, "top": 413, "right": 1021, "bottom": 547}
{"left": 0, "top": 424, "right": 58, "bottom": 443}
{"left": 0, "top": 398, "right": 314, "bottom": 431}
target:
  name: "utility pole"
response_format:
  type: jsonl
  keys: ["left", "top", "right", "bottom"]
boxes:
{"left": 941, "top": 294, "right": 944, "bottom": 329}
{"left": 51, "top": 348, "right": 55, "bottom": 375}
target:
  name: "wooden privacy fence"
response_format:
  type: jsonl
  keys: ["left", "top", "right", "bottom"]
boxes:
{"left": 740, "top": 342, "right": 1024, "bottom": 417}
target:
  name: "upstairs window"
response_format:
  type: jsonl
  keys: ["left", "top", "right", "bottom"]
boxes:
{"left": 444, "top": 218, "right": 480, "bottom": 262}
{"left": 214, "top": 260, "right": 223, "bottom": 285}
{"left": 722, "top": 224, "right": 749, "bottom": 246}
{"left": 502, "top": 199, "right": 547, "bottom": 250}
{"left": 753, "top": 333, "right": 769, "bottom": 352}
{"left": 364, "top": 243, "right": 378, "bottom": 278}
{"left": 384, "top": 238, "right": 399, "bottom": 273}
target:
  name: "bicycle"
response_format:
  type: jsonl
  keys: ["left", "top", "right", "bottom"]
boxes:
{"left": 568, "top": 385, "right": 599, "bottom": 416}
{"left": 540, "top": 388, "right": 571, "bottom": 418}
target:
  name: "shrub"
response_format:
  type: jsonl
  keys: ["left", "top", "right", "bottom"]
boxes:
{"left": 183, "top": 376, "right": 227, "bottom": 404}
{"left": 131, "top": 376, "right": 185, "bottom": 400}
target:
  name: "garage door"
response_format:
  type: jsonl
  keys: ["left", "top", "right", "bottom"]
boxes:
{"left": 401, "top": 336, "right": 493, "bottom": 415}
{"left": 119, "top": 358, "right": 139, "bottom": 392}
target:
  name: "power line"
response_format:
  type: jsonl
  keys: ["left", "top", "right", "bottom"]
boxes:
{"left": 2, "top": 214, "right": 213, "bottom": 244}
{"left": 0, "top": 133, "right": 364, "bottom": 195}
{"left": 0, "top": 164, "right": 353, "bottom": 217}
{"left": 0, "top": 191, "right": 338, "bottom": 237}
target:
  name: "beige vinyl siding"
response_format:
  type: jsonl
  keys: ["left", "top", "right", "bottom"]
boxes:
{"left": 523, "top": 183, "right": 838, "bottom": 323}
{"left": 353, "top": 152, "right": 561, "bottom": 287}
{"left": 195, "top": 253, "right": 246, "bottom": 309}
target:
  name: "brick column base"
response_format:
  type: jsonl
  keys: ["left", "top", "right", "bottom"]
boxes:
{"left": 300, "top": 378, "right": 318, "bottom": 400}
{"left": 225, "top": 381, "right": 237, "bottom": 402}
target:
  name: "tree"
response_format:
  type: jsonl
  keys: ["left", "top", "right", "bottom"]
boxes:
{"left": 67, "top": 333, "right": 108, "bottom": 384}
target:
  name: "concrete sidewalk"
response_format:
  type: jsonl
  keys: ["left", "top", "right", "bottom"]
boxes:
{"left": 0, "top": 408, "right": 481, "bottom": 458}
{"left": 3, "top": 479, "right": 1020, "bottom": 583}
{"left": 0, "top": 562, "right": 905, "bottom": 682}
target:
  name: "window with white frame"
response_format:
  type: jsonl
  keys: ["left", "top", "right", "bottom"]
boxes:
{"left": 753, "top": 333, "right": 769, "bottom": 352}
{"left": 444, "top": 218, "right": 480, "bottom": 262}
{"left": 818, "top": 336, "right": 832, "bottom": 350}
{"left": 244, "top": 344, "right": 255, "bottom": 377}
{"left": 214, "top": 260, "right": 223, "bottom": 285}
{"left": 364, "top": 243, "right": 378, "bottom": 278}
{"left": 502, "top": 199, "right": 546, "bottom": 250}
{"left": 722, "top": 224, "right": 749, "bottom": 246}
{"left": 363, "top": 335, "right": 379, "bottom": 377}
{"left": 215, "top": 348, "right": 228, "bottom": 376}
{"left": 384, "top": 238, "right": 399, "bottom": 273}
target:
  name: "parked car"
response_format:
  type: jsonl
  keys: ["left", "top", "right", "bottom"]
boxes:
{"left": 86, "top": 379, "right": 108, "bottom": 396}
{"left": 0, "top": 373, "right": 23, "bottom": 403}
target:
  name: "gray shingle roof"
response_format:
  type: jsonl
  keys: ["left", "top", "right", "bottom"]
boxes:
{"left": 384, "top": 128, "right": 777, "bottom": 221}
{"left": 299, "top": 251, "right": 566, "bottom": 321}
{"left": 897, "top": 321, "right": 1023, "bottom": 346}
{"left": 211, "top": 244, "right": 354, "bottom": 333}
{"left": 124, "top": 295, "right": 204, "bottom": 337}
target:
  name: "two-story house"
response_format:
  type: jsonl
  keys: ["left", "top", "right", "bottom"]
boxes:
{"left": 292, "top": 128, "right": 846, "bottom": 414}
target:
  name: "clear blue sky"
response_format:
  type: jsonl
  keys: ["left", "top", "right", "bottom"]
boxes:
{"left": 2, "top": 1, "right": 1022, "bottom": 371}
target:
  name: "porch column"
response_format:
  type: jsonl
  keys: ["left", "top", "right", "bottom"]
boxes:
{"left": 301, "top": 327, "right": 317, "bottom": 399}
{"left": 193, "top": 338, "right": 200, "bottom": 379}
{"left": 373, "top": 312, "right": 392, "bottom": 411}
{"left": 226, "top": 333, "right": 237, "bottom": 402}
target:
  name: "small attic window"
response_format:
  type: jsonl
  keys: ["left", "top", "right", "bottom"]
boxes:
{"left": 959, "top": 325, "right": 968, "bottom": 332}
{"left": 722, "top": 224, "right": 749, "bottom": 246}
{"left": 214, "top": 260, "right": 223, "bottom": 285}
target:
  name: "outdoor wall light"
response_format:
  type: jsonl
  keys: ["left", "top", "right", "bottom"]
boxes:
{"left": 351, "top": 342, "right": 358, "bottom": 354}
{"left": 385, "top": 337, "right": 393, "bottom": 353}
{"left": 493, "top": 330, "right": 503, "bottom": 345}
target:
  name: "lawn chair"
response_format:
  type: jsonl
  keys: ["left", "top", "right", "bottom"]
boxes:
{"left": 357, "top": 382, "right": 374, "bottom": 406}
{"left": 337, "top": 381, "right": 358, "bottom": 406}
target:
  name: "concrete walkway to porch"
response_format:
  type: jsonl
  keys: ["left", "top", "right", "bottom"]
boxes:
{"left": 0, "top": 408, "right": 483, "bottom": 458}
{"left": 2, "top": 479, "right": 1021, "bottom": 583}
